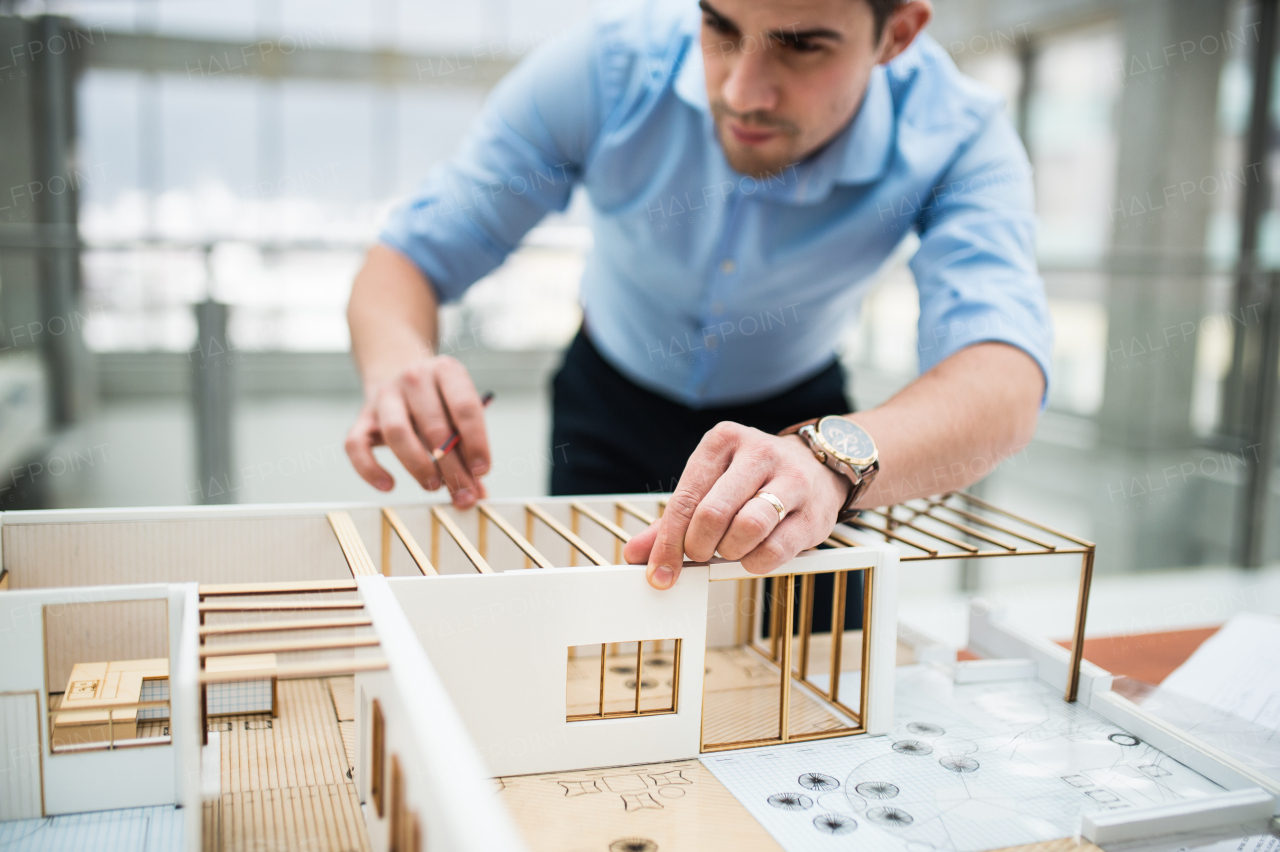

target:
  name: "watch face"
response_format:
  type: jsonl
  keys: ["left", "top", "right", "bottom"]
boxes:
{"left": 818, "top": 416, "right": 876, "bottom": 465}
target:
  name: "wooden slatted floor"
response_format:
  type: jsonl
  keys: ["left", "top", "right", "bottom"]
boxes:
{"left": 328, "top": 676, "right": 355, "bottom": 722}
{"left": 205, "top": 677, "right": 367, "bottom": 852}
{"left": 329, "top": 676, "right": 358, "bottom": 770}
{"left": 216, "top": 784, "right": 367, "bottom": 852}
{"left": 220, "top": 679, "right": 351, "bottom": 792}
{"left": 701, "top": 647, "right": 850, "bottom": 746}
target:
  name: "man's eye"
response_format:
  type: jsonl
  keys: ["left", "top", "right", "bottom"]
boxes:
{"left": 703, "top": 15, "right": 734, "bottom": 35}
{"left": 786, "top": 39, "right": 822, "bottom": 54}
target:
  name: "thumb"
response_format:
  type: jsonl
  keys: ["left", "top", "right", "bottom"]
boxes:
{"left": 623, "top": 519, "right": 660, "bottom": 565}
{"left": 625, "top": 519, "right": 682, "bottom": 590}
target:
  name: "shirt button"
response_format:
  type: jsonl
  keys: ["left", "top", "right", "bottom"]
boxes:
{"left": 706, "top": 337, "right": 718, "bottom": 349}
{"left": 711, "top": 302, "right": 725, "bottom": 315}
{"left": 719, "top": 258, "right": 736, "bottom": 274}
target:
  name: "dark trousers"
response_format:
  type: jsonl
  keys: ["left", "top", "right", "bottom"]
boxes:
{"left": 550, "top": 328, "right": 862, "bottom": 631}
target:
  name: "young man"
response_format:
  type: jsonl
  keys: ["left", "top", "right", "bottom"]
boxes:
{"left": 345, "top": 0, "right": 1050, "bottom": 591}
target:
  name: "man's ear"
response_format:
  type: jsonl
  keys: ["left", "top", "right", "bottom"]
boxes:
{"left": 877, "top": 0, "right": 933, "bottom": 65}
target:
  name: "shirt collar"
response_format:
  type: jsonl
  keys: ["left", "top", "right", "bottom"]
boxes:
{"left": 673, "top": 34, "right": 708, "bottom": 111}
{"left": 673, "top": 39, "right": 896, "bottom": 203}
{"left": 832, "top": 65, "right": 894, "bottom": 186}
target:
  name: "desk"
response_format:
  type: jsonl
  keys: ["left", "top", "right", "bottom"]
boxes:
{"left": 53, "top": 657, "right": 168, "bottom": 745}
{"left": 1055, "top": 626, "right": 1219, "bottom": 685}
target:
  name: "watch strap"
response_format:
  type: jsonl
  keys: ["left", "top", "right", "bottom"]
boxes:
{"left": 837, "top": 459, "right": 879, "bottom": 523}
{"left": 779, "top": 416, "right": 878, "bottom": 525}
{"left": 777, "top": 417, "right": 818, "bottom": 437}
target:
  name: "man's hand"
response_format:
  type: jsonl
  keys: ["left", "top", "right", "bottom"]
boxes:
{"left": 344, "top": 355, "right": 491, "bottom": 508}
{"left": 346, "top": 245, "right": 492, "bottom": 508}
{"left": 623, "top": 421, "right": 849, "bottom": 589}
{"left": 620, "top": 343, "right": 1044, "bottom": 589}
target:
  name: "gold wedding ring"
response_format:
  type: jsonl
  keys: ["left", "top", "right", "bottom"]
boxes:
{"left": 755, "top": 490, "right": 786, "bottom": 522}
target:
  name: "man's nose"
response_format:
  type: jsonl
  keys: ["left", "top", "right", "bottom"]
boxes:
{"left": 721, "top": 45, "right": 779, "bottom": 116}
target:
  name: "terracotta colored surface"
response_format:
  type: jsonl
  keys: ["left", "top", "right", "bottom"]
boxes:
{"left": 1049, "top": 626, "right": 1221, "bottom": 685}
{"left": 957, "top": 626, "right": 1221, "bottom": 684}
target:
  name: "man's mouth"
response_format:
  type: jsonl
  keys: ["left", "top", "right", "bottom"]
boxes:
{"left": 726, "top": 119, "right": 780, "bottom": 146}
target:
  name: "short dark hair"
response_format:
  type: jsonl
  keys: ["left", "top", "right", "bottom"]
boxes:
{"left": 865, "top": 0, "right": 901, "bottom": 36}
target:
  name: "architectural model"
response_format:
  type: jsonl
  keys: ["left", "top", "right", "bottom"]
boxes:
{"left": 0, "top": 493, "right": 1275, "bottom": 852}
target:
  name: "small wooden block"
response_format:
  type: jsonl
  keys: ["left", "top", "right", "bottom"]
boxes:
{"left": 205, "top": 654, "right": 278, "bottom": 717}
{"left": 205, "top": 653, "right": 278, "bottom": 674}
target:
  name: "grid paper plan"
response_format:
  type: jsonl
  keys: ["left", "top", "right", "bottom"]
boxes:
{"left": 702, "top": 665, "right": 1224, "bottom": 852}
{"left": 0, "top": 805, "right": 182, "bottom": 852}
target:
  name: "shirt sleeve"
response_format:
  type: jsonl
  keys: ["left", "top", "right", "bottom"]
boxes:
{"left": 909, "top": 107, "right": 1053, "bottom": 402}
{"left": 378, "top": 18, "right": 606, "bottom": 303}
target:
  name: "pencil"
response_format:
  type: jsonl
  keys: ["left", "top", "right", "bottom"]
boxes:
{"left": 431, "top": 391, "right": 495, "bottom": 462}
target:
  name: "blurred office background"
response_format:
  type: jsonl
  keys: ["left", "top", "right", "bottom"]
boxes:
{"left": 2, "top": 0, "right": 1279, "bottom": 643}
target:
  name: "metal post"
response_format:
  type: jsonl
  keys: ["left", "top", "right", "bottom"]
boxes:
{"left": 1240, "top": 271, "right": 1280, "bottom": 567}
{"left": 192, "top": 251, "right": 235, "bottom": 504}
{"left": 1224, "top": 0, "right": 1278, "bottom": 442}
{"left": 1229, "top": 0, "right": 1279, "bottom": 566}
{"left": 31, "top": 15, "right": 92, "bottom": 425}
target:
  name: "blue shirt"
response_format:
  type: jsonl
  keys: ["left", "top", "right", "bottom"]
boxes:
{"left": 380, "top": 0, "right": 1051, "bottom": 407}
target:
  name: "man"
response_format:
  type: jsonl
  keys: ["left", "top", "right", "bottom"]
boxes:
{"left": 344, "top": 0, "right": 1050, "bottom": 592}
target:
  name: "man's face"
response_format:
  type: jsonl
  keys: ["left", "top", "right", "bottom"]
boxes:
{"left": 700, "top": 0, "right": 886, "bottom": 178}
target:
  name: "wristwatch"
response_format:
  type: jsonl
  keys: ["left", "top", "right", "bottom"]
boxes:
{"left": 779, "top": 415, "right": 879, "bottom": 524}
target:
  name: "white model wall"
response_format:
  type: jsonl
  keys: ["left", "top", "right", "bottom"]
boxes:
{"left": 0, "top": 693, "right": 42, "bottom": 819}
{"left": 356, "top": 577, "right": 529, "bottom": 852}
{"left": 389, "top": 565, "right": 711, "bottom": 777}
{"left": 1, "top": 508, "right": 355, "bottom": 590}
{"left": 1, "top": 506, "right": 363, "bottom": 681}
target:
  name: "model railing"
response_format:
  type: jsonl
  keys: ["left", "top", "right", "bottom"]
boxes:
{"left": 48, "top": 699, "right": 172, "bottom": 753}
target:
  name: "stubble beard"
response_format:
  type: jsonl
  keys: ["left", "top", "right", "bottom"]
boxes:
{"left": 710, "top": 101, "right": 802, "bottom": 180}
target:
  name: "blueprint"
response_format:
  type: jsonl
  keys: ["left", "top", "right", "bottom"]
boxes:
{"left": 702, "top": 665, "right": 1225, "bottom": 852}
{"left": 1162, "top": 613, "right": 1280, "bottom": 733}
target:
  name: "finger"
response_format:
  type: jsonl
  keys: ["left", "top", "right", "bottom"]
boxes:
{"left": 435, "top": 357, "right": 491, "bottom": 477}
{"left": 374, "top": 391, "right": 439, "bottom": 491}
{"left": 399, "top": 367, "right": 479, "bottom": 506}
{"left": 740, "top": 513, "right": 822, "bottom": 576}
{"left": 683, "top": 447, "right": 778, "bottom": 561}
{"left": 647, "top": 422, "right": 743, "bottom": 589}
{"left": 717, "top": 473, "right": 807, "bottom": 561}
{"left": 623, "top": 519, "right": 661, "bottom": 565}
{"left": 344, "top": 409, "right": 395, "bottom": 491}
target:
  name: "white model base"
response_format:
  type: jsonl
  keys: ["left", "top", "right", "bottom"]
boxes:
{"left": 1081, "top": 787, "right": 1276, "bottom": 845}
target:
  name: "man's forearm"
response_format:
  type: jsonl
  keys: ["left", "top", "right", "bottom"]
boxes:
{"left": 849, "top": 342, "right": 1044, "bottom": 507}
{"left": 348, "top": 245, "right": 440, "bottom": 393}
{"left": 345, "top": 244, "right": 491, "bottom": 503}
